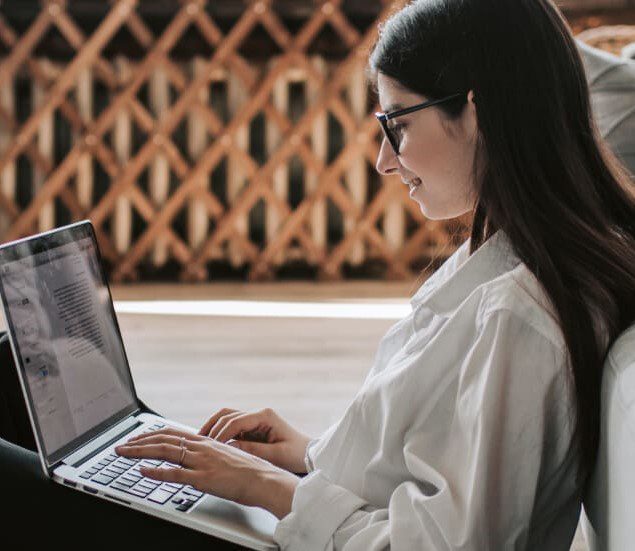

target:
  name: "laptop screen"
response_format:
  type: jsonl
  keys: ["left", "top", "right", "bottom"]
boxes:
{"left": 0, "top": 222, "right": 138, "bottom": 466}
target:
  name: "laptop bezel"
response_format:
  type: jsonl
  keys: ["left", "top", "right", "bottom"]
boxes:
{"left": 0, "top": 220, "right": 142, "bottom": 474}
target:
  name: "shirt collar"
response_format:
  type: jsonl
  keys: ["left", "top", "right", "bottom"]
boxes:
{"left": 410, "top": 230, "right": 521, "bottom": 317}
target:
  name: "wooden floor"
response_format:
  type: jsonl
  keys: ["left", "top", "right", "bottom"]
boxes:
{"left": 117, "top": 311, "right": 394, "bottom": 438}
{"left": 110, "top": 281, "right": 417, "bottom": 302}
{"left": 3, "top": 281, "right": 589, "bottom": 550}
{"left": 110, "top": 282, "right": 411, "bottom": 437}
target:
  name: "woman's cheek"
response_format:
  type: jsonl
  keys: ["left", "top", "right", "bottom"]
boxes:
{"left": 399, "top": 140, "right": 423, "bottom": 173}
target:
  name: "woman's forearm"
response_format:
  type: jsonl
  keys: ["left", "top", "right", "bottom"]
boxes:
{"left": 253, "top": 469, "right": 300, "bottom": 519}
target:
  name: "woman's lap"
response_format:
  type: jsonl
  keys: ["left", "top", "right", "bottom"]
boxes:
{"left": 0, "top": 437, "right": 249, "bottom": 550}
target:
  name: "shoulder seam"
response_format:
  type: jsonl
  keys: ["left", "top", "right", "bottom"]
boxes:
{"left": 477, "top": 304, "right": 566, "bottom": 354}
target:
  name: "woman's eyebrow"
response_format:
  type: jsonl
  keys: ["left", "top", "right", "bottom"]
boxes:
{"left": 384, "top": 103, "right": 404, "bottom": 112}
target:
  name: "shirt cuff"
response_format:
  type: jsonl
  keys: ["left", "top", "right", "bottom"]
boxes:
{"left": 304, "top": 437, "right": 320, "bottom": 473}
{"left": 274, "top": 470, "right": 368, "bottom": 551}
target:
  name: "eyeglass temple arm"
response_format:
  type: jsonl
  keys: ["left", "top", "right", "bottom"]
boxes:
{"left": 381, "top": 93, "right": 465, "bottom": 120}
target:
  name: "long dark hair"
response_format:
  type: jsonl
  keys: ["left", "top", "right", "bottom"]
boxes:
{"left": 370, "top": 0, "right": 635, "bottom": 488}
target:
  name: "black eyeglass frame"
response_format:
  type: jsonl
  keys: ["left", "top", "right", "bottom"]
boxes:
{"left": 375, "top": 93, "right": 465, "bottom": 155}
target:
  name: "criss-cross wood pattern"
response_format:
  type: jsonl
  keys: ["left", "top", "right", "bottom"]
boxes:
{"left": 0, "top": 1, "right": 626, "bottom": 282}
{"left": 0, "top": 0, "right": 471, "bottom": 282}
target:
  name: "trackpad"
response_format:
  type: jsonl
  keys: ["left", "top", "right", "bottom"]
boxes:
{"left": 189, "top": 494, "right": 278, "bottom": 545}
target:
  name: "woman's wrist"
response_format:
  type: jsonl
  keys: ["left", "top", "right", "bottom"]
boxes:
{"left": 252, "top": 468, "right": 300, "bottom": 519}
{"left": 294, "top": 434, "right": 313, "bottom": 474}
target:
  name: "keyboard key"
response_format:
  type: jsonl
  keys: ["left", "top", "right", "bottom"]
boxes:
{"left": 102, "top": 468, "right": 124, "bottom": 478}
{"left": 140, "top": 477, "right": 161, "bottom": 485}
{"left": 113, "top": 477, "right": 135, "bottom": 488}
{"left": 86, "top": 468, "right": 99, "bottom": 475}
{"left": 80, "top": 472, "right": 92, "bottom": 479}
{"left": 141, "top": 460, "right": 162, "bottom": 467}
{"left": 182, "top": 488, "right": 203, "bottom": 498}
{"left": 129, "top": 484, "right": 152, "bottom": 496}
{"left": 111, "top": 481, "right": 133, "bottom": 492}
{"left": 164, "top": 482, "right": 183, "bottom": 490}
{"left": 113, "top": 484, "right": 148, "bottom": 498}
{"left": 171, "top": 497, "right": 184, "bottom": 504}
{"left": 105, "top": 465, "right": 126, "bottom": 475}
{"left": 97, "top": 460, "right": 110, "bottom": 468}
{"left": 176, "top": 503, "right": 192, "bottom": 512}
{"left": 159, "top": 484, "right": 178, "bottom": 494}
{"left": 147, "top": 489, "right": 173, "bottom": 504}
{"left": 143, "top": 476, "right": 161, "bottom": 484}
{"left": 92, "top": 474, "right": 114, "bottom": 486}
{"left": 116, "top": 458, "right": 137, "bottom": 467}
{"left": 136, "top": 481, "right": 160, "bottom": 492}
{"left": 121, "top": 474, "right": 142, "bottom": 484}
{"left": 106, "top": 454, "right": 118, "bottom": 461}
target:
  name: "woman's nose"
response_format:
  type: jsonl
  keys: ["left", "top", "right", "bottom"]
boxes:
{"left": 375, "top": 138, "right": 399, "bottom": 175}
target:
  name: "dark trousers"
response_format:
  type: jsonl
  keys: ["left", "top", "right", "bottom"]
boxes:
{"left": 0, "top": 333, "right": 250, "bottom": 550}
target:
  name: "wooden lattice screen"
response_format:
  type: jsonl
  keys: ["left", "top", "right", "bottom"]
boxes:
{"left": 0, "top": 0, "right": 471, "bottom": 282}
{"left": 0, "top": 1, "right": 626, "bottom": 282}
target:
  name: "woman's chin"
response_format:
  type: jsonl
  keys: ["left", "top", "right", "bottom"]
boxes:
{"left": 415, "top": 200, "right": 439, "bottom": 220}
{"left": 420, "top": 205, "right": 444, "bottom": 220}
{"left": 417, "top": 201, "right": 466, "bottom": 221}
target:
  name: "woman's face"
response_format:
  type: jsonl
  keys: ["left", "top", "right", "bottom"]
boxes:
{"left": 375, "top": 73, "right": 479, "bottom": 220}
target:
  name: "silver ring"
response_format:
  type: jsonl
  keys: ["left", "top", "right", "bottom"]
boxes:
{"left": 178, "top": 436, "right": 186, "bottom": 466}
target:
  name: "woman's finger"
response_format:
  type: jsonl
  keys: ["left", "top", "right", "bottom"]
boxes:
{"left": 139, "top": 466, "right": 196, "bottom": 486}
{"left": 208, "top": 411, "right": 244, "bottom": 440}
{"left": 198, "top": 408, "right": 239, "bottom": 436}
{"left": 115, "top": 442, "right": 185, "bottom": 465}
{"left": 215, "top": 412, "right": 270, "bottom": 444}
{"left": 122, "top": 434, "right": 186, "bottom": 448}
{"left": 227, "top": 439, "right": 277, "bottom": 463}
{"left": 126, "top": 427, "right": 203, "bottom": 444}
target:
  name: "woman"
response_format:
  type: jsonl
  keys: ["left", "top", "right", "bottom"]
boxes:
{"left": 3, "top": 0, "right": 635, "bottom": 549}
{"left": 118, "top": 0, "right": 635, "bottom": 548}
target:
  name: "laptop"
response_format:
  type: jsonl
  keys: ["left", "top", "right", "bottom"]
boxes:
{"left": 0, "top": 220, "right": 278, "bottom": 550}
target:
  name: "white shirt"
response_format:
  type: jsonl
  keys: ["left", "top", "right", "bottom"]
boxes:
{"left": 274, "top": 231, "right": 582, "bottom": 550}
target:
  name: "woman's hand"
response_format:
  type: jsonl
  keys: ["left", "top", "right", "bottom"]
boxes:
{"left": 198, "top": 407, "right": 312, "bottom": 474}
{"left": 115, "top": 428, "right": 299, "bottom": 519}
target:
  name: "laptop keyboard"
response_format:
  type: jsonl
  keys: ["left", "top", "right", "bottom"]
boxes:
{"left": 78, "top": 423, "right": 203, "bottom": 512}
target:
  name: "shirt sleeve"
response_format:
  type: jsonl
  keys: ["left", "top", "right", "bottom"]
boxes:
{"left": 273, "top": 308, "right": 574, "bottom": 550}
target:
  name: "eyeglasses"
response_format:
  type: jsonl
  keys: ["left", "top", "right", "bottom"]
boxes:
{"left": 375, "top": 93, "right": 465, "bottom": 155}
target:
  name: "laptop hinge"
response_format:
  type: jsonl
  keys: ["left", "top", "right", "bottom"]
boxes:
{"left": 62, "top": 415, "right": 142, "bottom": 468}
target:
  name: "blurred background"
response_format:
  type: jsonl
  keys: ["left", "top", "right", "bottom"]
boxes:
{"left": 0, "top": 0, "right": 632, "bottom": 285}
{"left": 0, "top": 2, "right": 633, "bottom": 549}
